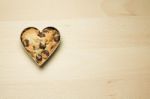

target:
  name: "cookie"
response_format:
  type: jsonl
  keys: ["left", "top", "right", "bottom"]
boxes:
{"left": 20, "top": 27, "right": 60, "bottom": 66}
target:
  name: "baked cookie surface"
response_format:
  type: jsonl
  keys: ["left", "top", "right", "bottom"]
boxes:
{"left": 20, "top": 27, "right": 60, "bottom": 66}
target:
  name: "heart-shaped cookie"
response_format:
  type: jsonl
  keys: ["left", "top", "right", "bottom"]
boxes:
{"left": 20, "top": 27, "right": 60, "bottom": 66}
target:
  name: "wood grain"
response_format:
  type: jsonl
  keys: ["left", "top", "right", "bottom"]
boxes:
{"left": 0, "top": 0, "right": 150, "bottom": 98}
{"left": 0, "top": 0, "right": 150, "bottom": 21}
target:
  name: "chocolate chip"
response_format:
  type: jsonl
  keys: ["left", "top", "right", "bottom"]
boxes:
{"left": 33, "top": 46, "right": 36, "bottom": 50}
{"left": 39, "top": 42, "right": 46, "bottom": 49}
{"left": 36, "top": 54, "right": 42, "bottom": 61}
{"left": 54, "top": 35, "right": 60, "bottom": 42}
{"left": 42, "top": 50, "right": 49, "bottom": 56}
{"left": 43, "top": 27, "right": 60, "bottom": 34}
{"left": 42, "top": 29, "right": 49, "bottom": 33}
{"left": 38, "top": 32, "right": 45, "bottom": 37}
{"left": 23, "top": 39, "right": 29, "bottom": 47}
{"left": 51, "top": 45, "right": 54, "bottom": 49}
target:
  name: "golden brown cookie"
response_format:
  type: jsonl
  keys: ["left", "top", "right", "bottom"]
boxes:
{"left": 20, "top": 27, "right": 60, "bottom": 66}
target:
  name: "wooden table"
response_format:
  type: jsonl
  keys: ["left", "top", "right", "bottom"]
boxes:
{"left": 0, "top": 0, "right": 150, "bottom": 98}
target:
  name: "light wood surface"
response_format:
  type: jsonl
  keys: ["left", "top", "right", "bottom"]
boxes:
{"left": 0, "top": 0, "right": 150, "bottom": 99}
